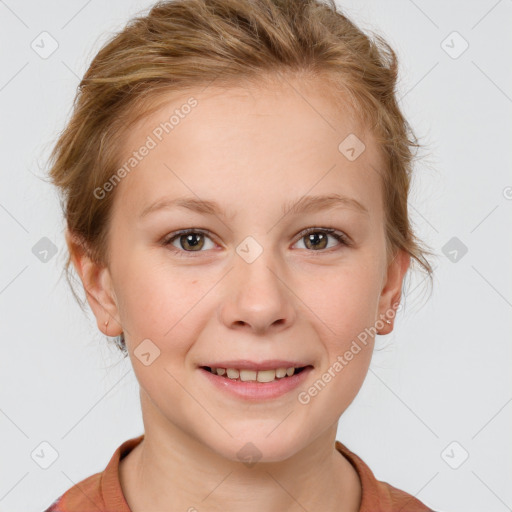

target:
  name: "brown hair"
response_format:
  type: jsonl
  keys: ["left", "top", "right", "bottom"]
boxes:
{"left": 46, "top": 0, "right": 435, "bottom": 354}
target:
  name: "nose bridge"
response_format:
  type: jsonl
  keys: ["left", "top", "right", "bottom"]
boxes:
{"left": 237, "top": 243, "right": 279, "bottom": 295}
{"left": 220, "top": 238, "right": 294, "bottom": 332}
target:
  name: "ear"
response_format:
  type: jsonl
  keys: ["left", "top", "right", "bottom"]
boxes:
{"left": 65, "top": 228, "right": 123, "bottom": 337}
{"left": 376, "top": 248, "right": 410, "bottom": 335}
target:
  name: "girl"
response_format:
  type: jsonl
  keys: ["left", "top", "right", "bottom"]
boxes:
{"left": 44, "top": 0, "right": 438, "bottom": 510}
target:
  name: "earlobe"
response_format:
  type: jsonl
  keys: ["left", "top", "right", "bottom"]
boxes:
{"left": 65, "top": 228, "right": 123, "bottom": 337}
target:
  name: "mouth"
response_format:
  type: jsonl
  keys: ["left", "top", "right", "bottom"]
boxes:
{"left": 198, "top": 363, "right": 314, "bottom": 401}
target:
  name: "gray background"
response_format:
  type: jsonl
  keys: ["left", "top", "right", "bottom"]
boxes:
{"left": 1, "top": 1, "right": 511, "bottom": 511}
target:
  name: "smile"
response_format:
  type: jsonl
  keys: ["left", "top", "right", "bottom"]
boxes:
{"left": 202, "top": 366, "right": 308, "bottom": 383}
{"left": 198, "top": 365, "right": 314, "bottom": 401}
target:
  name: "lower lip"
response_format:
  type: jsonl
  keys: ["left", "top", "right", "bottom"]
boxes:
{"left": 199, "top": 366, "right": 313, "bottom": 401}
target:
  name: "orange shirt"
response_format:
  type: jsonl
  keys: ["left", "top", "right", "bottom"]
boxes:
{"left": 44, "top": 434, "right": 435, "bottom": 511}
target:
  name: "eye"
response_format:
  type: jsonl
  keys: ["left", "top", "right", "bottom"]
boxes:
{"left": 162, "top": 229, "right": 216, "bottom": 256}
{"left": 162, "top": 227, "right": 350, "bottom": 257}
{"left": 293, "top": 227, "right": 350, "bottom": 252}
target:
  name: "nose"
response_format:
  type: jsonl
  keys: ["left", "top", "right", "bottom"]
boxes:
{"left": 218, "top": 252, "right": 296, "bottom": 335}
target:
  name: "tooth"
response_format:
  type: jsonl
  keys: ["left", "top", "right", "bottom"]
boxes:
{"left": 226, "top": 368, "right": 239, "bottom": 379}
{"left": 215, "top": 366, "right": 301, "bottom": 382}
{"left": 275, "top": 368, "right": 287, "bottom": 378}
{"left": 240, "top": 369, "right": 257, "bottom": 381}
{"left": 257, "top": 369, "right": 276, "bottom": 382}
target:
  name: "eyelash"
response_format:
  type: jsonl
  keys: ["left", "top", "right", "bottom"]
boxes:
{"left": 161, "top": 227, "right": 350, "bottom": 258}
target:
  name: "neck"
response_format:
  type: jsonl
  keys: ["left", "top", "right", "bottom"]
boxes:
{"left": 120, "top": 393, "right": 361, "bottom": 512}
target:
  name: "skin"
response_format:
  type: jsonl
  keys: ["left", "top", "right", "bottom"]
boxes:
{"left": 67, "top": 75, "right": 410, "bottom": 511}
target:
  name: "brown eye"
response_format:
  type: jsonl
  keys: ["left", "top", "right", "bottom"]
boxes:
{"left": 163, "top": 229, "right": 215, "bottom": 255}
{"left": 303, "top": 231, "right": 329, "bottom": 250}
{"left": 294, "top": 228, "right": 349, "bottom": 252}
{"left": 177, "top": 233, "right": 205, "bottom": 251}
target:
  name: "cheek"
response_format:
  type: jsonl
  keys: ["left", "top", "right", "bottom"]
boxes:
{"left": 303, "top": 283, "right": 377, "bottom": 427}
{"left": 299, "top": 262, "right": 382, "bottom": 338}
{"left": 115, "top": 254, "right": 215, "bottom": 350}
{"left": 297, "top": 261, "right": 380, "bottom": 400}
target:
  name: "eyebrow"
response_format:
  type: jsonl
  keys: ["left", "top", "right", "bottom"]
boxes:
{"left": 139, "top": 193, "right": 369, "bottom": 219}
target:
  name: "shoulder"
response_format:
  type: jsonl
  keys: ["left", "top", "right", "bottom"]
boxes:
{"left": 335, "top": 440, "right": 437, "bottom": 511}
{"left": 42, "top": 434, "right": 144, "bottom": 512}
{"left": 370, "top": 477, "right": 436, "bottom": 511}
{"left": 42, "top": 472, "right": 104, "bottom": 512}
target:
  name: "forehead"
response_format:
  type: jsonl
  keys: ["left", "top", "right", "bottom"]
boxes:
{"left": 113, "top": 78, "right": 384, "bottom": 219}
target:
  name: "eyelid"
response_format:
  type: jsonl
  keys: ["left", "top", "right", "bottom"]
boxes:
{"left": 294, "top": 226, "right": 351, "bottom": 246}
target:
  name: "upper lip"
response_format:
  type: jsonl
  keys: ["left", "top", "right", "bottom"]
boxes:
{"left": 199, "top": 359, "right": 313, "bottom": 371}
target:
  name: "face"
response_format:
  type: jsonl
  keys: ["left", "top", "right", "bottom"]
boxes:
{"left": 72, "top": 76, "right": 409, "bottom": 463}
